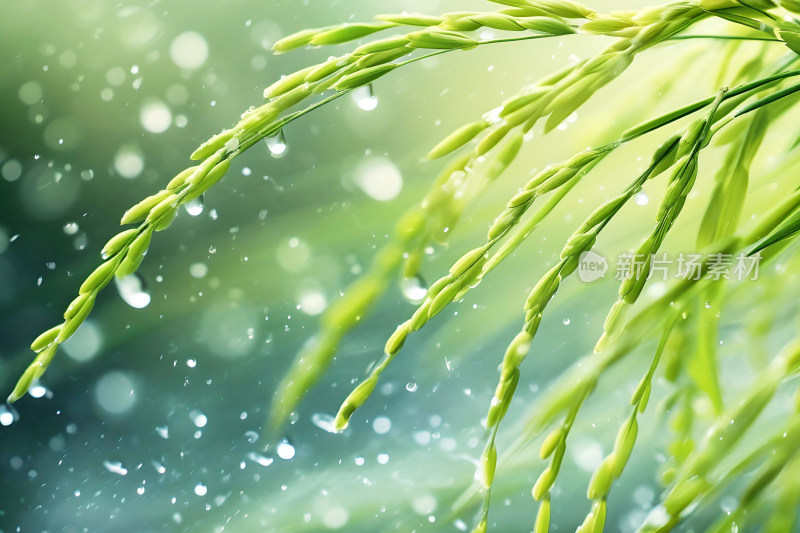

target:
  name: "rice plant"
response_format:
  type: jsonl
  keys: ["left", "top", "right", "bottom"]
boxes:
{"left": 8, "top": 0, "right": 800, "bottom": 530}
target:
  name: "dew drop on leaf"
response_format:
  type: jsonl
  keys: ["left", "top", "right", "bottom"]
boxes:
{"left": 351, "top": 84, "right": 378, "bottom": 111}
{"left": 400, "top": 275, "right": 428, "bottom": 305}
{"left": 184, "top": 195, "right": 204, "bottom": 216}
{"left": 266, "top": 129, "right": 287, "bottom": 157}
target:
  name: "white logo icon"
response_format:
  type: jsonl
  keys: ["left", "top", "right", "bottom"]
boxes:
{"left": 578, "top": 250, "right": 608, "bottom": 282}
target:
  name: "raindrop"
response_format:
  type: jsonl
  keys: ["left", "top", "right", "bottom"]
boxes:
{"left": 73, "top": 233, "right": 89, "bottom": 251}
{"left": 406, "top": 382, "right": 418, "bottom": 392}
{"left": 352, "top": 84, "right": 378, "bottom": 111}
{"left": 400, "top": 276, "right": 428, "bottom": 305}
{"left": 115, "top": 273, "right": 151, "bottom": 308}
{"left": 377, "top": 453, "right": 389, "bottom": 464}
{"left": 0, "top": 405, "right": 15, "bottom": 426}
{"left": 190, "top": 410, "right": 208, "bottom": 428}
{"left": 62, "top": 320, "right": 102, "bottom": 362}
{"left": 372, "top": 416, "right": 391, "bottom": 434}
{"left": 299, "top": 290, "right": 327, "bottom": 316}
{"left": 244, "top": 430, "right": 259, "bottom": 444}
{"left": 246, "top": 452, "right": 274, "bottom": 467}
{"left": 322, "top": 507, "right": 349, "bottom": 529}
{"left": 151, "top": 460, "right": 166, "bottom": 474}
{"left": 189, "top": 262, "right": 208, "bottom": 278}
{"left": 18, "top": 81, "right": 43, "bottom": 105}
{"left": 193, "top": 482, "right": 208, "bottom": 496}
{"left": 103, "top": 460, "right": 128, "bottom": 476}
{"left": 184, "top": 195, "right": 204, "bottom": 216}
{"left": 276, "top": 439, "right": 296, "bottom": 460}
{"left": 563, "top": 318, "right": 571, "bottom": 325}
{"left": 95, "top": 371, "right": 137, "bottom": 414}
{"left": 170, "top": 32, "right": 209, "bottom": 70}
{"left": 29, "top": 384, "right": 47, "bottom": 398}
{"left": 1, "top": 159, "right": 23, "bottom": 182}
{"left": 635, "top": 192, "right": 649, "bottom": 206}
{"left": 311, "top": 413, "right": 337, "bottom": 433}
{"left": 156, "top": 425, "right": 169, "bottom": 439}
{"left": 266, "top": 129, "right": 287, "bottom": 157}
{"left": 353, "top": 156, "right": 403, "bottom": 201}
{"left": 63, "top": 222, "right": 79, "bottom": 235}
{"left": 413, "top": 430, "right": 432, "bottom": 445}
{"left": 114, "top": 144, "right": 144, "bottom": 179}
{"left": 139, "top": 99, "right": 172, "bottom": 133}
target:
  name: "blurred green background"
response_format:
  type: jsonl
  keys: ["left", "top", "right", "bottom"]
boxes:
{"left": 2, "top": 1, "right": 798, "bottom": 532}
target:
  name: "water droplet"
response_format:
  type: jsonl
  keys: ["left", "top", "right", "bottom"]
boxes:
{"left": 208, "top": 245, "right": 217, "bottom": 254}
{"left": 114, "top": 144, "right": 144, "bottom": 179}
{"left": 377, "top": 453, "right": 389, "bottom": 464}
{"left": 193, "top": 482, "right": 208, "bottom": 496}
{"left": 635, "top": 192, "right": 649, "bottom": 206}
{"left": 189, "top": 262, "right": 208, "bottom": 278}
{"left": 299, "top": 290, "right": 327, "bottom": 316}
{"left": 400, "top": 276, "right": 428, "bottom": 305}
{"left": 406, "top": 382, "right": 418, "bottom": 392}
{"left": 95, "top": 372, "right": 137, "bottom": 414}
{"left": 151, "top": 460, "right": 166, "bottom": 474}
{"left": 413, "top": 430, "right": 431, "bottom": 445}
{"left": 186, "top": 358, "right": 197, "bottom": 368}
{"left": 170, "top": 32, "right": 209, "bottom": 70}
{"left": 137, "top": 485, "right": 146, "bottom": 495}
{"left": 246, "top": 452, "right": 274, "bottom": 467}
{"left": 311, "top": 413, "right": 337, "bottom": 433}
{"left": 244, "top": 430, "right": 259, "bottom": 444}
{"left": 412, "top": 495, "right": 437, "bottom": 515}
{"left": 139, "top": 98, "right": 172, "bottom": 134}
{"left": 353, "top": 156, "right": 403, "bottom": 201}
{"left": 115, "top": 273, "right": 151, "bottom": 308}
{"left": 352, "top": 84, "right": 378, "bottom": 111}
{"left": 0, "top": 405, "right": 16, "bottom": 426}
{"left": 266, "top": 129, "right": 287, "bottom": 157}
{"left": 322, "top": 507, "right": 349, "bottom": 529}
{"left": 563, "top": 318, "right": 571, "bottom": 325}
{"left": 62, "top": 320, "right": 102, "bottom": 362}
{"left": 29, "top": 383, "right": 48, "bottom": 398}
{"left": 224, "top": 137, "right": 239, "bottom": 152}
{"left": 276, "top": 439, "right": 296, "bottom": 460}
{"left": 482, "top": 106, "right": 504, "bottom": 125}
{"left": 63, "top": 222, "right": 79, "bottom": 235}
{"left": 190, "top": 410, "right": 208, "bottom": 428}
{"left": 103, "top": 460, "right": 128, "bottom": 476}
{"left": 372, "top": 416, "right": 391, "bottom": 435}
{"left": 184, "top": 195, "right": 204, "bottom": 216}
{"left": 156, "top": 425, "right": 169, "bottom": 439}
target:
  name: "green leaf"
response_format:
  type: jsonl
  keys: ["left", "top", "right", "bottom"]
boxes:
{"left": 749, "top": 206, "right": 800, "bottom": 254}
